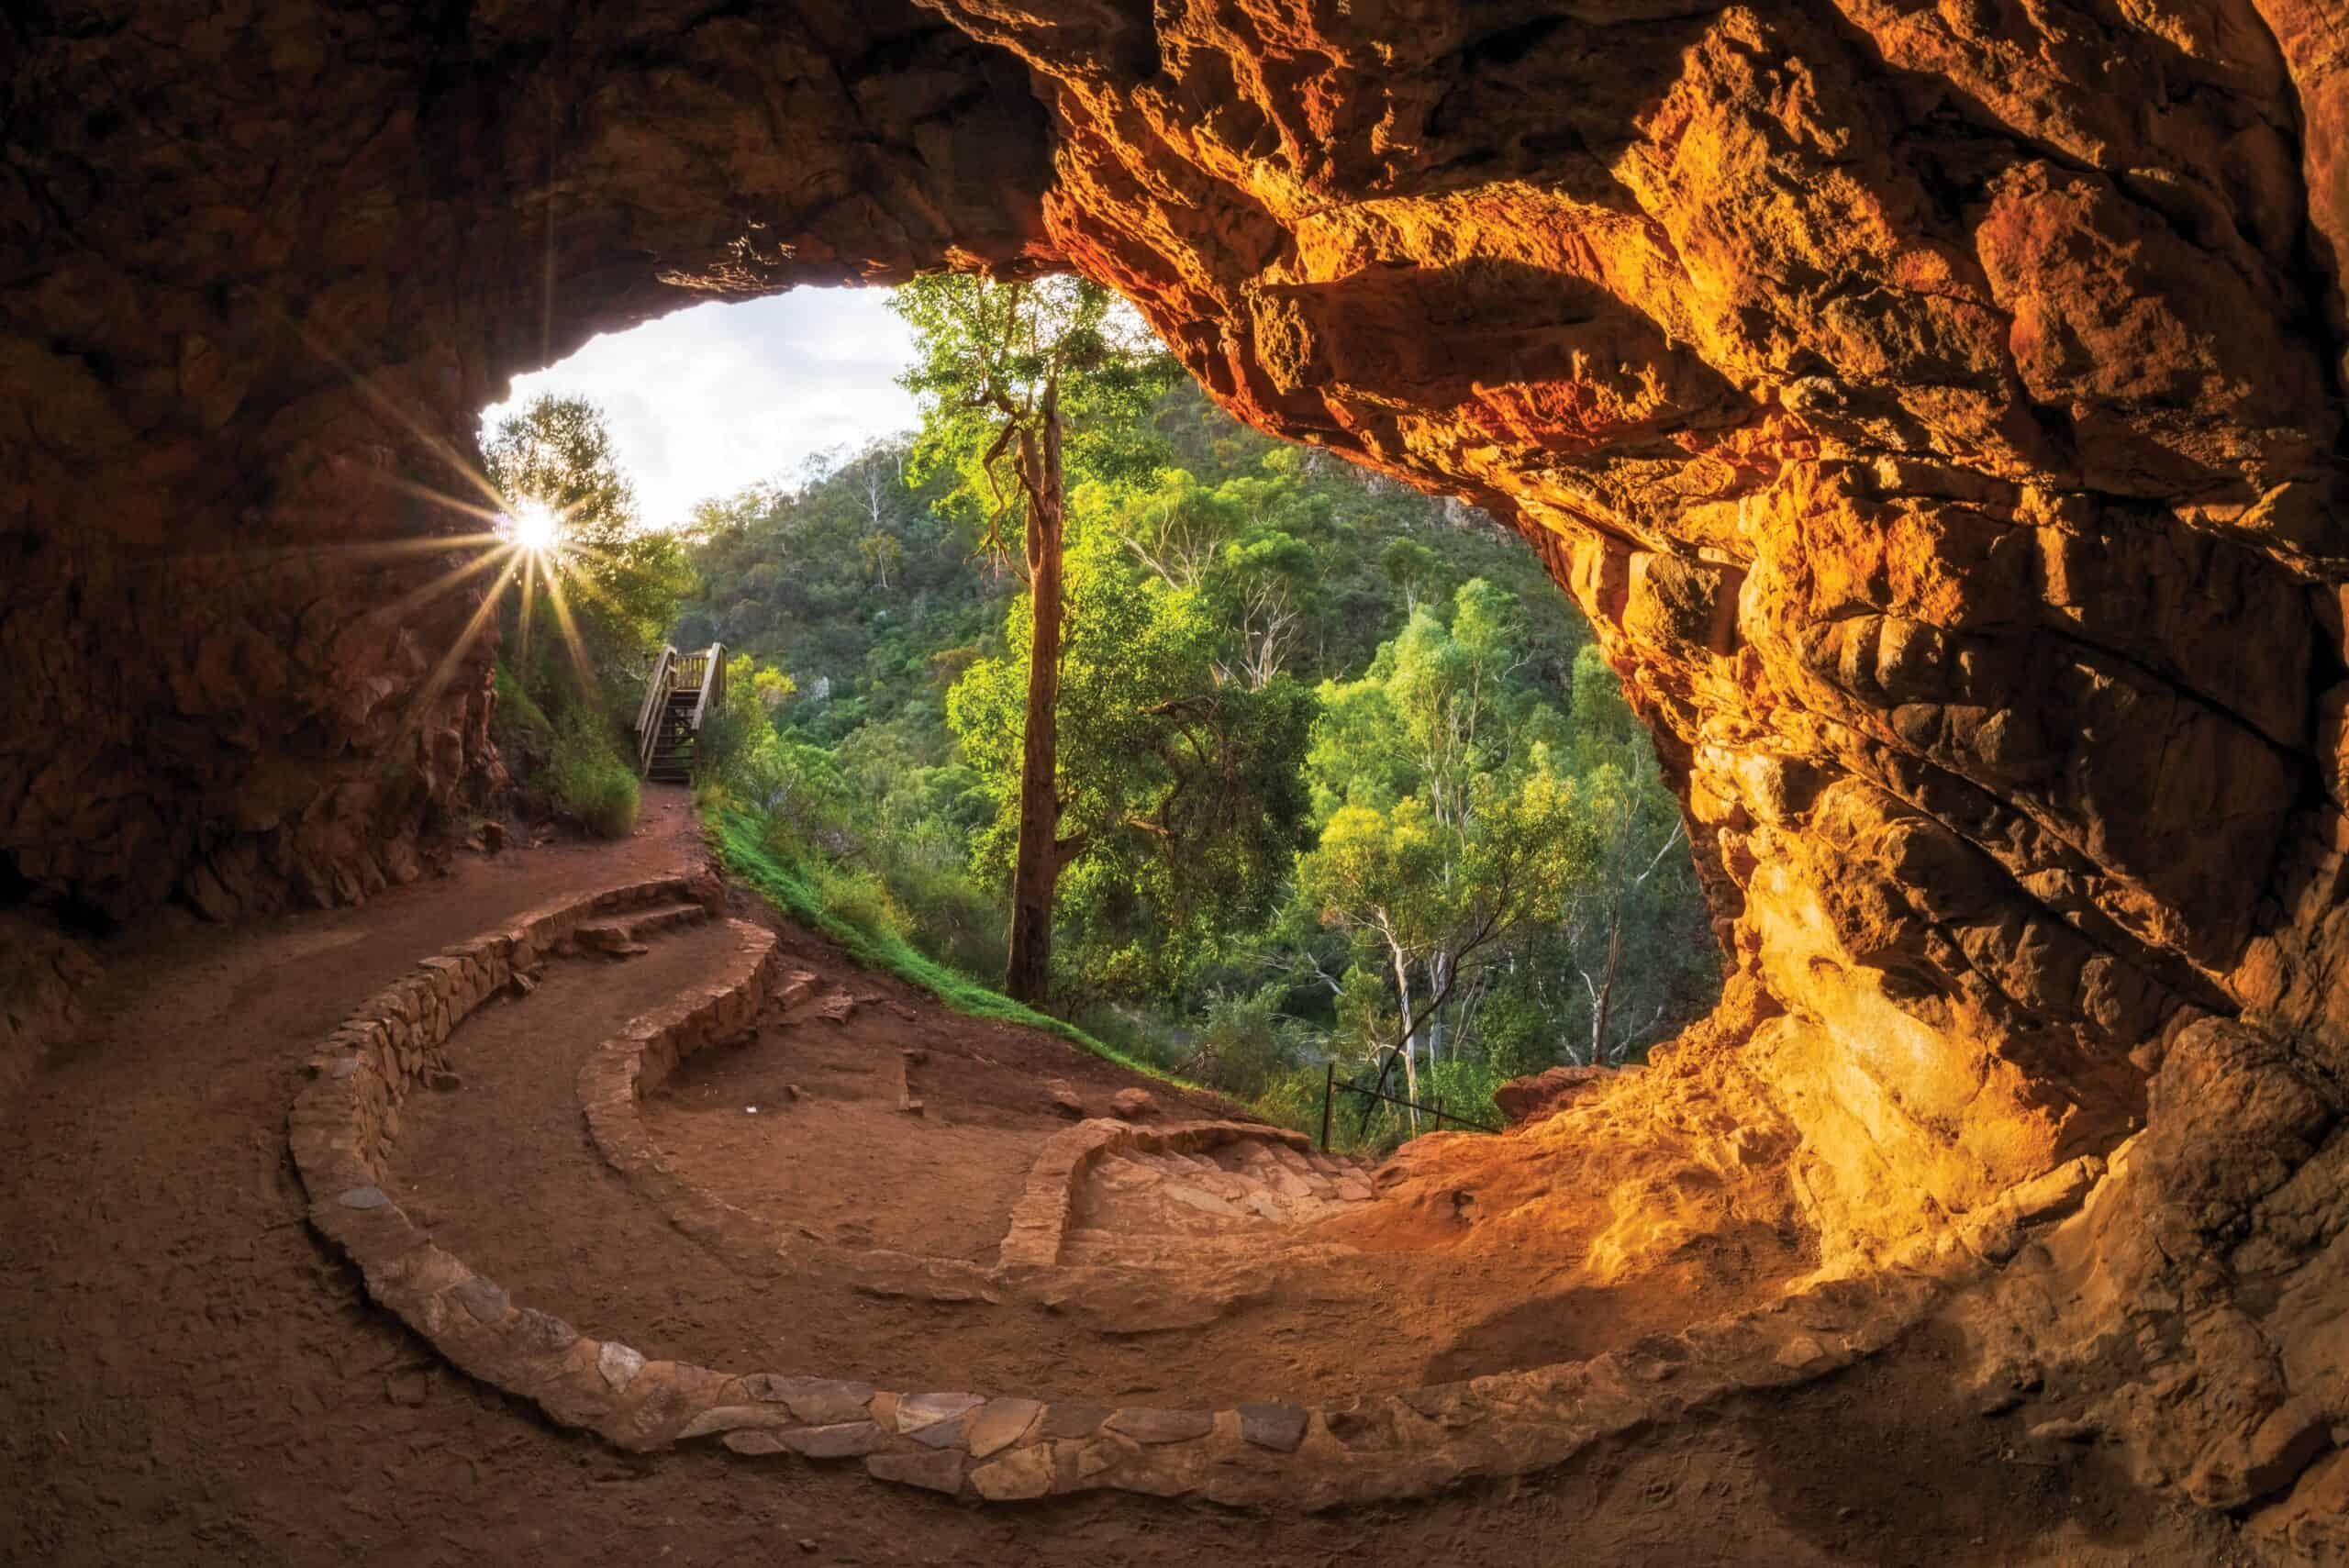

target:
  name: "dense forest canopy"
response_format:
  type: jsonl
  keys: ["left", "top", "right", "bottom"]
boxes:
{"left": 658, "top": 364, "right": 1721, "bottom": 1144}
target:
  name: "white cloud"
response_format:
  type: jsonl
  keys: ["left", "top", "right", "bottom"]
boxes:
{"left": 480, "top": 286, "right": 918, "bottom": 529}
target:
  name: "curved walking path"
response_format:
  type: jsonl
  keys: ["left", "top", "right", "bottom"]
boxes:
{"left": 0, "top": 788, "right": 2237, "bottom": 1566}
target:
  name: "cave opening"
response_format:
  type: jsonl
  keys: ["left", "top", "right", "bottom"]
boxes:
{"left": 6, "top": 0, "right": 2349, "bottom": 1552}
{"left": 472, "top": 281, "right": 1726, "bottom": 1150}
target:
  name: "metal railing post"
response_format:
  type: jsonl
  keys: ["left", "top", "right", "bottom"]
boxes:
{"left": 1320, "top": 1062, "right": 1335, "bottom": 1152}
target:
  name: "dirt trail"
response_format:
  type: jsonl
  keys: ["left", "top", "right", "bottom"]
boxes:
{"left": 0, "top": 788, "right": 2251, "bottom": 1566}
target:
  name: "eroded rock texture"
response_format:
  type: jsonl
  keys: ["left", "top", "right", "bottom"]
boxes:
{"left": 930, "top": 0, "right": 2349, "bottom": 1521}
{"left": 9, "top": 0, "right": 2349, "bottom": 1532}
{"left": 2, "top": 0, "right": 1048, "bottom": 923}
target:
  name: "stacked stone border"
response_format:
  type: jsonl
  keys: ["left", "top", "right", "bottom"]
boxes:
{"left": 574, "top": 920, "right": 805, "bottom": 1280}
{"left": 290, "top": 876, "right": 2028, "bottom": 1507}
{"left": 998, "top": 1117, "right": 1323, "bottom": 1270}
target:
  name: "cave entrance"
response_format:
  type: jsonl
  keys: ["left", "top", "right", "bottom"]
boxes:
{"left": 472, "top": 281, "right": 1723, "bottom": 1148}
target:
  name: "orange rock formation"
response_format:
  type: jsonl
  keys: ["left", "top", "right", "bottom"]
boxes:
{"left": 6, "top": 0, "right": 2348, "bottom": 1538}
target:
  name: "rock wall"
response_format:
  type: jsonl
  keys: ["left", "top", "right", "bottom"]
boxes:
{"left": 1, "top": 0, "right": 1050, "bottom": 923}
{"left": 10, "top": 0, "right": 2349, "bottom": 1526}
{"left": 929, "top": 0, "right": 2349, "bottom": 1226}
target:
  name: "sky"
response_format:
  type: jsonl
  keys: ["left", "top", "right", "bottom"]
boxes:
{"left": 479, "top": 287, "right": 919, "bottom": 529}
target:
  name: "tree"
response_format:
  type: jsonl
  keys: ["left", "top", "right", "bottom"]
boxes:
{"left": 891, "top": 272, "right": 1175, "bottom": 1003}
{"left": 1293, "top": 579, "right": 1602, "bottom": 1122}
{"left": 948, "top": 517, "right": 1314, "bottom": 1001}
{"left": 484, "top": 395, "right": 692, "bottom": 701}
{"left": 1555, "top": 644, "right": 1698, "bottom": 1064}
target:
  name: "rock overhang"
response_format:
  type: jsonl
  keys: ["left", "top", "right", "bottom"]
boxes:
{"left": 8, "top": 0, "right": 2349, "bottom": 1525}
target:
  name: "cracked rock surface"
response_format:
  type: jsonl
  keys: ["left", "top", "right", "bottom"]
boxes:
{"left": 10, "top": 0, "right": 2349, "bottom": 1534}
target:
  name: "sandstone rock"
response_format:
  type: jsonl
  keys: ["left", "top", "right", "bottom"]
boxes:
{"left": 736, "top": 1373, "right": 874, "bottom": 1425}
{"left": 965, "top": 1397, "right": 1045, "bottom": 1459}
{"left": 2250, "top": 1446, "right": 2349, "bottom": 1560}
{"left": 779, "top": 1421, "right": 891, "bottom": 1461}
{"left": 1238, "top": 1402, "right": 1309, "bottom": 1453}
{"left": 1109, "top": 1088, "right": 1156, "bottom": 1120}
{"left": 1105, "top": 1407, "right": 1212, "bottom": 1445}
{"left": 596, "top": 1342, "right": 646, "bottom": 1393}
{"left": 1492, "top": 1066, "right": 1617, "bottom": 1126}
{"left": 1040, "top": 1404, "right": 1110, "bottom": 1440}
{"left": 1045, "top": 1081, "right": 1087, "bottom": 1118}
{"left": 451, "top": 1277, "right": 508, "bottom": 1324}
{"left": 895, "top": 1391, "right": 984, "bottom": 1434}
{"left": 575, "top": 924, "right": 647, "bottom": 959}
{"left": 678, "top": 1405, "right": 796, "bottom": 1440}
{"left": 2190, "top": 1397, "right": 2335, "bottom": 1508}
{"left": 866, "top": 1450, "right": 965, "bottom": 1496}
{"left": 970, "top": 1443, "right": 1055, "bottom": 1500}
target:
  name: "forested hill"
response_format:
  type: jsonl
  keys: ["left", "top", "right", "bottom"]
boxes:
{"left": 675, "top": 384, "right": 1589, "bottom": 747}
{"left": 672, "top": 381, "right": 1720, "bottom": 1142}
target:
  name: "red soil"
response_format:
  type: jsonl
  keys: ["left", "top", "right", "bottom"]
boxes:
{"left": 0, "top": 788, "right": 2244, "bottom": 1565}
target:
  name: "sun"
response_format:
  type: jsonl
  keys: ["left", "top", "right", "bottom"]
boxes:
{"left": 504, "top": 497, "right": 561, "bottom": 556}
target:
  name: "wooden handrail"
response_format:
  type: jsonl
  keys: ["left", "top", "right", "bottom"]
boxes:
{"left": 632, "top": 642, "right": 726, "bottom": 779}
{"left": 633, "top": 644, "right": 678, "bottom": 778}
{"left": 690, "top": 641, "right": 726, "bottom": 736}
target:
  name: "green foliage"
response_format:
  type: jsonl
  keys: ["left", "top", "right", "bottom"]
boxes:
{"left": 545, "top": 704, "right": 640, "bottom": 840}
{"left": 947, "top": 516, "right": 1315, "bottom": 999}
{"left": 1178, "top": 984, "right": 1307, "bottom": 1101}
{"left": 692, "top": 651, "right": 800, "bottom": 794}
{"left": 674, "top": 368, "right": 1720, "bottom": 1150}
{"left": 705, "top": 806, "right": 1181, "bottom": 1082}
{"left": 674, "top": 444, "right": 991, "bottom": 746}
{"left": 890, "top": 272, "right": 1179, "bottom": 548}
{"left": 485, "top": 395, "right": 695, "bottom": 703}
{"left": 491, "top": 661, "right": 555, "bottom": 760}
{"left": 1290, "top": 580, "right": 1608, "bottom": 1108}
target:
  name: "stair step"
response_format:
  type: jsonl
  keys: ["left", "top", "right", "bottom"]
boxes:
{"left": 624, "top": 902, "right": 709, "bottom": 940}
{"left": 574, "top": 901, "right": 707, "bottom": 954}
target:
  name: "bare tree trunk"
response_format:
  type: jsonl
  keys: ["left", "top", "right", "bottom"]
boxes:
{"left": 1387, "top": 939, "right": 1422, "bottom": 1134}
{"left": 1589, "top": 910, "right": 1623, "bottom": 1062}
{"left": 1003, "top": 386, "right": 1066, "bottom": 1006}
{"left": 1588, "top": 795, "right": 1637, "bottom": 1061}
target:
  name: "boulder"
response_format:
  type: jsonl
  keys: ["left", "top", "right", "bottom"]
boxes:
{"left": 1492, "top": 1066, "right": 1618, "bottom": 1126}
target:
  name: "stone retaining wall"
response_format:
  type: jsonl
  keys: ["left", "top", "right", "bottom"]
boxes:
{"left": 998, "top": 1118, "right": 1316, "bottom": 1270}
{"left": 573, "top": 920, "right": 798, "bottom": 1275}
{"left": 290, "top": 880, "right": 1987, "bottom": 1507}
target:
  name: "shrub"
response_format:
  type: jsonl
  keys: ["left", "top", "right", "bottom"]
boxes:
{"left": 706, "top": 805, "right": 1182, "bottom": 1082}
{"left": 1181, "top": 984, "right": 1301, "bottom": 1100}
{"left": 490, "top": 661, "right": 557, "bottom": 772}
{"left": 547, "top": 705, "right": 640, "bottom": 839}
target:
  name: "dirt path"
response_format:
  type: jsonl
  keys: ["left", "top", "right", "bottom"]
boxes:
{"left": 0, "top": 788, "right": 2254, "bottom": 1566}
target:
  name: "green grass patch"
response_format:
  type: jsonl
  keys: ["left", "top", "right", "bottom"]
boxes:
{"left": 548, "top": 705, "right": 640, "bottom": 840}
{"left": 705, "top": 806, "right": 1185, "bottom": 1084}
{"left": 492, "top": 661, "right": 556, "bottom": 751}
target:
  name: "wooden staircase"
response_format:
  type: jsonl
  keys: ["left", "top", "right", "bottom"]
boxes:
{"left": 632, "top": 642, "right": 725, "bottom": 784}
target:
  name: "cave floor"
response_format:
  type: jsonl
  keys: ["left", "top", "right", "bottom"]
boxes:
{"left": 0, "top": 788, "right": 2251, "bottom": 1566}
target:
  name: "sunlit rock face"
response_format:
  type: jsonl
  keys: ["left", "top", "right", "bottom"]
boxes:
{"left": 941, "top": 0, "right": 2347, "bottom": 1194}
{"left": 1, "top": 0, "right": 1049, "bottom": 922}
{"left": 920, "top": 0, "right": 2349, "bottom": 1518}
{"left": 9, "top": 0, "right": 2349, "bottom": 1524}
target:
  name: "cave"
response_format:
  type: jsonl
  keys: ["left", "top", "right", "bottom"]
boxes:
{"left": 6, "top": 0, "right": 2349, "bottom": 1561}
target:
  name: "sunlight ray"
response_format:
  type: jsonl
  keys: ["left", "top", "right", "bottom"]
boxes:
{"left": 368, "top": 541, "right": 520, "bottom": 626}
{"left": 517, "top": 548, "right": 539, "bottom": 666}
{"left": 174, "top": 530, "right": 509, "bottom": 569}
{"left": 400, "top": 551, "right": 525, "bottom": 752}
{"left": 262, "top": 295, "right": 515, "bottom": 520}
{"left": 539, "top": 559, "right": 605, "bottom": 699}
